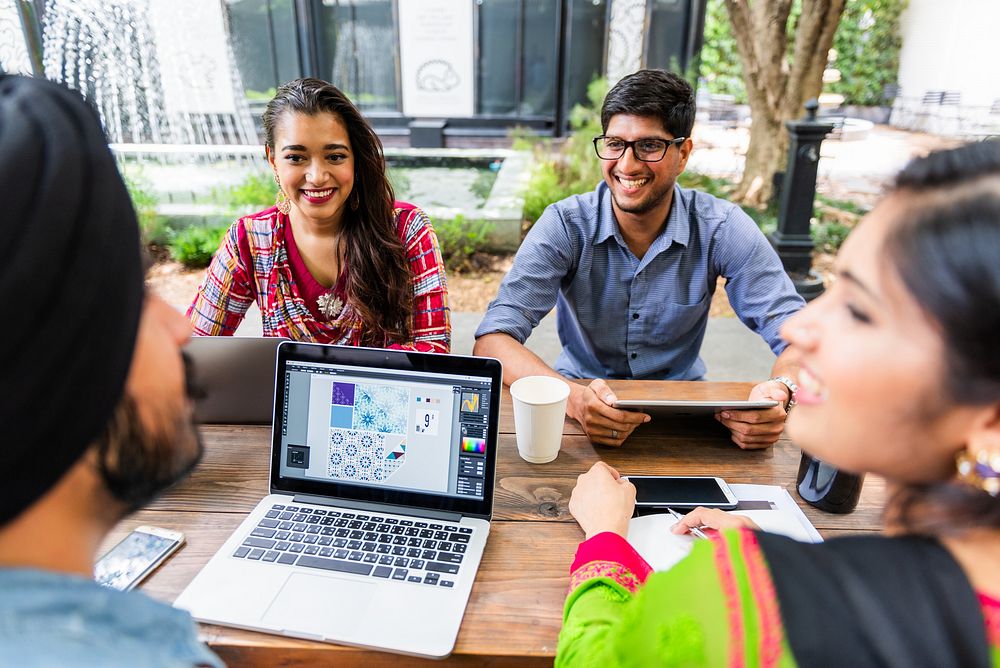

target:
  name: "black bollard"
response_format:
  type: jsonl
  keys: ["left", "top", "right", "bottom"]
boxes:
{"left": 768, "top": 99, "right": 833, "bottom": 303}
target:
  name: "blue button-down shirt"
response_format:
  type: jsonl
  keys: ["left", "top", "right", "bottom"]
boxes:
{"left": 0, "top": 568, "right": 224, "bottom": 667}
{"left": 476, "top": 181, "right": 805, "bottom": 380}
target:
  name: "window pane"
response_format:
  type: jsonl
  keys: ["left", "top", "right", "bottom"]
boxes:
{"left": 226, "top": 0, "right": 300, "bottom": 97}
{"left": 646, "top": 0, "right": 689, "bottom": 74}
{"left": 321, "top": 0, "right": 399, "bottom": 112}
{"left": 520, "top": 1, "right": 557, "bottom": 116}
{"left": 565, "top": 0, "right": 606, "bottom": 123}
{"left": 477, "top": 0, "right": 517, "bottom": 115}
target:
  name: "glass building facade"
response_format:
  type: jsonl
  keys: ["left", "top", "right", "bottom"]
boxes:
{"left": 222, "top": 0, "right": 704, "bottom": 141}
{"left": 11, "top": 0, "right": 705, "bottom": 143}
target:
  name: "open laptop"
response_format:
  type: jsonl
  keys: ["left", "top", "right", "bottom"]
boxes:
{"left": 174, "top": 342, "right": 503, "bottom": 658}
{"left": 185, "top": 336, "right": 288, "bottom": 424}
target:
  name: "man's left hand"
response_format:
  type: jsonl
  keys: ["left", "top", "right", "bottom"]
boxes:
{"left": 715, "top": 380, "right": 790, "bottom": 450}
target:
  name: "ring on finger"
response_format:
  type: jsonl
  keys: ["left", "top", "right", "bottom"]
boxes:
{"left": 611, "top": 429, "right": 618, "bottom": 438}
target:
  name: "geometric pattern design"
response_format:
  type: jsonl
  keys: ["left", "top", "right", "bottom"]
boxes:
{"left": 352, "top": 383, "right": 408, "bottom": 434}
{"left": 327, "top": 428, "right": 406, "bottom": 482}
{"left": 332, "top": 382, "right": 356, "bottom": 405}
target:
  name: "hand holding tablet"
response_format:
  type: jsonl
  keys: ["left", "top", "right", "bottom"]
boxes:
{"left": 612, "top": 399, "right": 779, "bottom": 417}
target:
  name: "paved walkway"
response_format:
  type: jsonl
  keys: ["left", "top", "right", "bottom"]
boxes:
{"left": 215, "top": 304, "right": 775, "bottom": 382}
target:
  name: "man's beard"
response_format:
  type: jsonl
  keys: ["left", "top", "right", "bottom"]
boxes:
{"left": 610, "top": 176, "right": 674, "bottom": 216}
{"left": 94, "top": 352, "right": 205, "bottom": 515}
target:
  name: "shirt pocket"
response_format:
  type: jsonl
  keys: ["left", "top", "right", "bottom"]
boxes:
{"left": 649, "top": 292, "right": 710, "bottom": 349}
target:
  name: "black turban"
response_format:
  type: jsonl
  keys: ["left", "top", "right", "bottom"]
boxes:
{"left": 0, "top": 75, "right": 144, "bottom": 526}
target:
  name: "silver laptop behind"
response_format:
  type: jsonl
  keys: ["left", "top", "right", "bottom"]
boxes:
{"left": 186, "top": 336, "right": 287, "bottom": 424}
{"left": 175, "top": 342, "right": 503, "bottom": 659}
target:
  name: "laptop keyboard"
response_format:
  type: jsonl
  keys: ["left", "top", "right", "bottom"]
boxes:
{"left": 230, "top": 504, "right": 474, "bottom": 588}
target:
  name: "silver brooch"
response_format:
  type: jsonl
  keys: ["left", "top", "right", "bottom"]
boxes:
{"left": 317, "top": 292, "right": 344, "bottom": 320}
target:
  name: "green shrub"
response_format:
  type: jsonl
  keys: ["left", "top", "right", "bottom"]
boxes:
{"left": 812, "top": 219, "right": 852, "bottom": 253}
{"left": 828, "top": 0, "right": 908, "bottom": 107}
{"left": 225, "top": 171, "right": 276, "bottom": 215}
{"left": 697, "top": 0, "right": 747, "bottom": 103}
{"left": 522, "top": 78, "right": 608, "bottom": 226}
{"left": 123, "top": 169, "right": 166, "bottom": 243}
{"left": 509, "top": 125, "right": 540, "bottom": 151}
{"left": 169, "top": 223, "right": 229, "bottom": 268}
{"left": 432, "top": 215, "right": 494, "bottom": 273}
{"left": 245, "top": 87, "right": 277, "bottom": 102}
{"left": 522, "top": 161, "right": 573, "bottom": 223}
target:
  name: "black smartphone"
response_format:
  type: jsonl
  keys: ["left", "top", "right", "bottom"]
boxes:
{"left": 94, "top": 525, "right": 185, "bottom": 591}
{"left": 626, "top": 476, "right": 738, "bottom": 509}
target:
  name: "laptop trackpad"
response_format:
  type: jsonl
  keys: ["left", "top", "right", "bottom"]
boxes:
{"left": 262, "top": 573, "right": 374, "bottom": 638}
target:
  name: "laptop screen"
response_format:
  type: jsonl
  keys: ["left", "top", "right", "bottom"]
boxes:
{"left": 270, "top": 343, "right": 502, "bottom": 518}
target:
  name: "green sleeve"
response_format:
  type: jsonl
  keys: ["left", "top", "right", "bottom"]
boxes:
{"left": 556, "top": 531, "right": 797, "bottom": 668}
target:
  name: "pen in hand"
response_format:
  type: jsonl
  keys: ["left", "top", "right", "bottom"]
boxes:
{"left": 667, "top": 507, "right": 709, "bottom": 540}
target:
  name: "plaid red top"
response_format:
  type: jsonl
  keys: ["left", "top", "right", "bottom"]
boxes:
{"left": 187, "top": 202, "right": 450, "bottom": 352}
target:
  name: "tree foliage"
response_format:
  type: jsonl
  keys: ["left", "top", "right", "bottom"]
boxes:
{"left": 700, "top": 0, "right": 908, "bottom": 108}
{"left": 828, "top": 0, "right": 908, "bottom": 106}
{"left": 698, "top": 0, "right": 747, "bottom": 103}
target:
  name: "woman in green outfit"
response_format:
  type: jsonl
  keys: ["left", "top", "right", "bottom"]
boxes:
{"left": 557, "top": 141, "right": 1000, "bottom": 667}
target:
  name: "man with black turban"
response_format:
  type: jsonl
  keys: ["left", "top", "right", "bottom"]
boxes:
{"left": 0, "top": 75, "right": 222, "bottom": 666}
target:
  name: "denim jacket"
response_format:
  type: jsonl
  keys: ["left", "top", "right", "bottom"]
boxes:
{"left": 0, "top": 568, "right": 223, "bottom": 667}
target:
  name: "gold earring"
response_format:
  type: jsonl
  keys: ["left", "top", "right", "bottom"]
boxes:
{"left": 274, "top": 174, "right": 291, "bottom": 215}
{"left": 956, "top": 448, "right": 1000, "bottom": 497}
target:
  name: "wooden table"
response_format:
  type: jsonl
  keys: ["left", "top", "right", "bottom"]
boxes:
{"left": 104, "top": 381, "right": 884, "bottom": 666}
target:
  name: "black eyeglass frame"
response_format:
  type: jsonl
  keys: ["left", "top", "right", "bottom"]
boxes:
{"left": 592, "top": 135, "right": 687, "bottom": 162}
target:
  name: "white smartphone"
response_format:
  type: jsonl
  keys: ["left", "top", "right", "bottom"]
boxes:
{"left": 626, "top": 475, "right": 738, "bottom": 509}
{"left": 94, "top": 525, "right": 185, "bottom": 591}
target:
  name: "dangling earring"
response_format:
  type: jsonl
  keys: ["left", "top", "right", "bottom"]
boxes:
{"left": 956, "top": 448, "right": 1000, "bottom": 496}
{"left": 274, "top": 173, "right": 291, "bottom": 215}
{"left": 349, "top": 188, "right": 359, "bottom": 212}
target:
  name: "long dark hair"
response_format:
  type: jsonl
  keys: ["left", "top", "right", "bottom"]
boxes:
{"left": 263, "top": 78, "right": 411, "bottom": 345}
{"left": 881, "top": 140, "right": 1000, "bottom": 536}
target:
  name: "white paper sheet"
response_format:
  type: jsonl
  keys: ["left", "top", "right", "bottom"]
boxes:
{"left": 626, "top": 483, "right": 823, "bottom": 572}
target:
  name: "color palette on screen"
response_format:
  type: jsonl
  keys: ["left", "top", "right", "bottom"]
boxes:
{"left": 461, "top": 437, "right": 486, "bottom": 454}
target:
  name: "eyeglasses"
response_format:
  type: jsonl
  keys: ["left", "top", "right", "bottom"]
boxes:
{"left": 592, "top": 135, "right": 686, "bottom": 162}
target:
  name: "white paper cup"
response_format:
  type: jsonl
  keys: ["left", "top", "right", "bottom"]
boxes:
{"left": 509, "top": 376, "right": 571, "bottom": 464}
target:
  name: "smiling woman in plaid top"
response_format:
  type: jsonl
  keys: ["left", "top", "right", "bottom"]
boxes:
{"left": 188, "top": 78, "right": 450, "bottom": 353}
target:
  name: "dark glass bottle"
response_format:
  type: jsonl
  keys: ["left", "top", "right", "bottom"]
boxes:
{"left": 796, "top": 452, "right": 865, "bottom": 513}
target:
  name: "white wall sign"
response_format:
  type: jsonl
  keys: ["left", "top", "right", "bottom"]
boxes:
{"left": 398, "top": 0, "right": 475, "bottom": 118}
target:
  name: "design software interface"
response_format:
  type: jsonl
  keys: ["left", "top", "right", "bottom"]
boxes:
{"left": 278, "top": 360, "right": 492, "bottom": 500}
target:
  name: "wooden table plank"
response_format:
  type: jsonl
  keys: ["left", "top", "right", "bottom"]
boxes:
{"left": 104, "top": 514, "right": 573, "bottom": 666}
{"left": 104, "top": 510, "right": 879, "bottom": 667}
{"left": 158, "top": 425, "right": 884, "bottom": 532}
{"left": 111, "top": 381, "right": 884, "bottom": 664}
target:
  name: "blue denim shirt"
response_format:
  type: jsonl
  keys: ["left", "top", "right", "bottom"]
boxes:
{"left": 475, "top": 182, "right": 805, "bottom": 380}
{"left": 0, "top": 568, "right": 223, "bottom": 667}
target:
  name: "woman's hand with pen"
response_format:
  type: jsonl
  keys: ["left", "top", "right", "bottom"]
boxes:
{"left": 670, "top": 506, "right": 761, "bottom": 537}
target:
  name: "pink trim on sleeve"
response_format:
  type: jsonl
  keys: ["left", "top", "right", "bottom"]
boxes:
{"left": 570, "top": 532, "right": 653, "bottom": 584}
{"left": 979, "top": 591, "right": 1000, "bottom": 647}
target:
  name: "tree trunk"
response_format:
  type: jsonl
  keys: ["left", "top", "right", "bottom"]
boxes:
{"left": 740, "top": 111, "right": 786, "bottom": 208}
{"left": 723, "top": 0, "right": 846, "bottom": 208}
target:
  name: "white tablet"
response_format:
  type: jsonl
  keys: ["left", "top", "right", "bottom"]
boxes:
{"left": 613, "top": 399, "right": 778, "bottom": 416}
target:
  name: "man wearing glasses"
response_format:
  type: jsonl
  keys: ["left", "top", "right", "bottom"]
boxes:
{"left": 474, "top": 69, "right": 804, "bottom": 449}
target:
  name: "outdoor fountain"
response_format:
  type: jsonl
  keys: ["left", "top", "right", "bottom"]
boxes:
{"left": 7, "top": 0, "right": 529, "bottom": 250}
{"left": 41, "top": 0, "right": 257, "bottom": 150}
